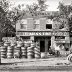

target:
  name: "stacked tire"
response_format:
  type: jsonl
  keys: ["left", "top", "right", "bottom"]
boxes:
{"left": 24, "top": 42, "right": 30, "bottom": 48}
{"left": 17, "top": 41, "right": 24, "bottom": 47}
{"left": 7, "top": 46, "right": 14, "bottom": 59}
{"left": 4, "top": 42, "right": 11, "bottom": 47}
{"left": 27, "top": 46, "right": 34, "bottom": 59}
{"left": 34, "top": 46, "right": 41, "bottom": 59}
{"left": 1, "top": 46, "right": 7, "bottom": 59}
{"left": 67, "top": 54, "right": 72, "bottom": 62}
{"left": 21, "top": 47, "right": 27, "bottom": 58}
{"left": 14, "top": 45, "right": 21, "bottom": 58}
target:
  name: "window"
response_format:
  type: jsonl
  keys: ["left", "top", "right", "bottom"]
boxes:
{"left": 34, "top": 24, "right": 39, "bottom": 29}
{"left": 20, "top": 24, "right": 27, "bottom": 29}
{"left": 46, "top": 24, "right": 52, "bottom": 29}
{"left": 34, "top": 19, "right": 40, "bottom": 29}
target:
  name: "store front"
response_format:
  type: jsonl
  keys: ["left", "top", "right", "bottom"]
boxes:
{"left": 16, "top": 31, "right": 70, "bottom": 52}
{"left": 34, "top": 36, "right": 51, "bottom": 52}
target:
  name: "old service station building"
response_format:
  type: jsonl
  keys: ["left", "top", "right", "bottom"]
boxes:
{"left": 16, "top": 11, "right": 70, "bottom": 52}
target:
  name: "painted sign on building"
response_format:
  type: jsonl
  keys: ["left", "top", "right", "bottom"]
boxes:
{"left": 16, "top": 31, "right": 52, "bottom": 36}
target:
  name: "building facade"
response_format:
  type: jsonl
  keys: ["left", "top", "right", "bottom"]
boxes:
{"left": 16, "top": 12, "right": 70, "bottom": 52}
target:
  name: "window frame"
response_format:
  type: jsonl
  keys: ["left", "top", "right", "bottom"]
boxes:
{"left": 20, "top": 24, "right": 27, "bottom": 30}
{"left": 46, "top": 24, "right": 52, "bottom": 29}
{"left": 33, "top": 24, "right": 40, "bottom": 30}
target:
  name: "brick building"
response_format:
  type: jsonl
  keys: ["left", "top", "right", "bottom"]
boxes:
{"left": 16, "top": 11, "right": 70, "bottom": 52}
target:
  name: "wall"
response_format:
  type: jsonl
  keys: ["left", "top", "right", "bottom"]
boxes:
{"left": 16, "top": 18, "right": 53, "bottom": 31}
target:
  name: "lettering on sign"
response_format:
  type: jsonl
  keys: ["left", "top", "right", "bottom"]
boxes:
{"left": 55, "top": 32, "right": 69, "bottom": 36}
{"left": 16, "top": 32, "right": 52, "bottom": 36}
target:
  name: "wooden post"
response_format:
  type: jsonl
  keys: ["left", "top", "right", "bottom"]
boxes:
{"left": 45, "top": 38, "right": 48, "bottom": 52}
{"left": 0, "top": 23, "right": 2, "bottom": 42}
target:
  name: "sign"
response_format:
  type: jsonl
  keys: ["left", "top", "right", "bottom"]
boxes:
{"left": 55, "top": 40, "right": 65, "bottom": 43}
{"left": 2, "top": 37, "right": 16, "bottom": 42}
{"left": 16, "top": 32, "right": 52, "bottom": 36}
{"left": 54, "top": 32, "right": 69, "bottom": 36}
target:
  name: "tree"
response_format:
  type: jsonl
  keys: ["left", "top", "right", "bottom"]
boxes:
{"left": 0, "top": 0, "right": 15, "bottom": 41}
{"left": 26, "top": 0, "right": 48, "bottom": 17}
{"left": 58, "top": 2, "right": 72, "bottom": 35}
{"left": 58, "top": 2, "right": 72, "bottom": 18}
{"left": 37, "top": 0, "right": 47, "bottom": 11}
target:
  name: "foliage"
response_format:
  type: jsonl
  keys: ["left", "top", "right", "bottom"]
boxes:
{"left": 7, "top": 4, "right": 25, "bottom": 25}
{"left": 0, "top": 0, "right": 15, "bottom": 36}
{"left": 26, "top": 0, "right": 48, "bottom": 17}
{"left": 37, "top": 0, "right": 48, "bottom": 11}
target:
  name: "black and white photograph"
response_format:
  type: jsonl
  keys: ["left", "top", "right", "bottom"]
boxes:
{"left": 0, "top": 0, "right": 72, "bottom": 72}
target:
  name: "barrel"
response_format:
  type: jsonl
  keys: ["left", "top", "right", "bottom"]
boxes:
{"left": 21, "top": 47, "right": 27, "bottom": 58}
{"left": 34, "top": 46, "right": 40, "bottom": 59}
{"left": 7, "top": 46, "right": 14, "bottom": 59}
{"left": 27, "top": 47, "right": 34, "bottom": 59}
{"left": 4, "top": 42, "right": 11, "bottom": 47}
{"left": 1, "top": 46, "right": 7, "bottom": 59}
{"left": 14, "top": 46, "right": 21, "bottom": 58}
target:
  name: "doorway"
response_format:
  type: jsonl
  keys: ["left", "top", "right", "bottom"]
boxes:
{"left": 40, "top": 40, "right": 45, "bottom": 52}
{"left": 48, "top": 40, "right": 51, "bottom": 51}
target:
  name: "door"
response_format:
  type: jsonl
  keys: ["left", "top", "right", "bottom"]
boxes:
{"left": 48, "top": 40, "right": 51, "bottom": 51}
{"left": 40, "top": 40, "right": 45, "bottom": 52}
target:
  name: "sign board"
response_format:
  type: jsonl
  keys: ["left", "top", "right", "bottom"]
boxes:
{"left": 2, "top": 37, "right": 16, "bottom": 42}
{"left": 16, "top": 32, "right": 52, "bottom": 36}
{"left": 55, "top": 40, "right": 65, "bottom": 43}
{"left": 54, "top": 32, "right": 69, "bottom": 36}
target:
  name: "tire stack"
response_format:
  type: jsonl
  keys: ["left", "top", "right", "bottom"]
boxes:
{"left": 7, "top": 46, "right": 14, "bottom": 59}
{"left": 4, "top": 42, "right": 11, "bottom": 47}
{"left": 34, "top": 42, "right": 40, "bottom": 59}
{"left": 17, "top": 41, "right": 24, "bottom": 47}
{"left": 21, "top": 47, "right": 27, "bottom": 58}
{"left": 1, "top": 46, "right": 7, "bottom": 59}
{"left": 11, "top": 42, "right": 17, "bottom": 47}
{"left": 67, "top": 54, "right": 72, "bottom": 62}
{"left": 14, "top": 41, "right": 24, "bottom": 58}
{"left": 34, "top": 46, "right": 40, "bottom": 59}
{"left": 14, "top": 45, "right": 21, "bottom": 58}
{"left": 27, "top": 46, "right": 34, "bottom": 59}
{"left": 24, "top": 42, "right": 30, "bottom": 48}
{"left": 27, "top": 42, "right": 35, "bottom": 59}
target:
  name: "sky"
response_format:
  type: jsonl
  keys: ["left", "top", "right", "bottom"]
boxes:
{"left": 9, "top": 0, "right": 72, "bottom": 11}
